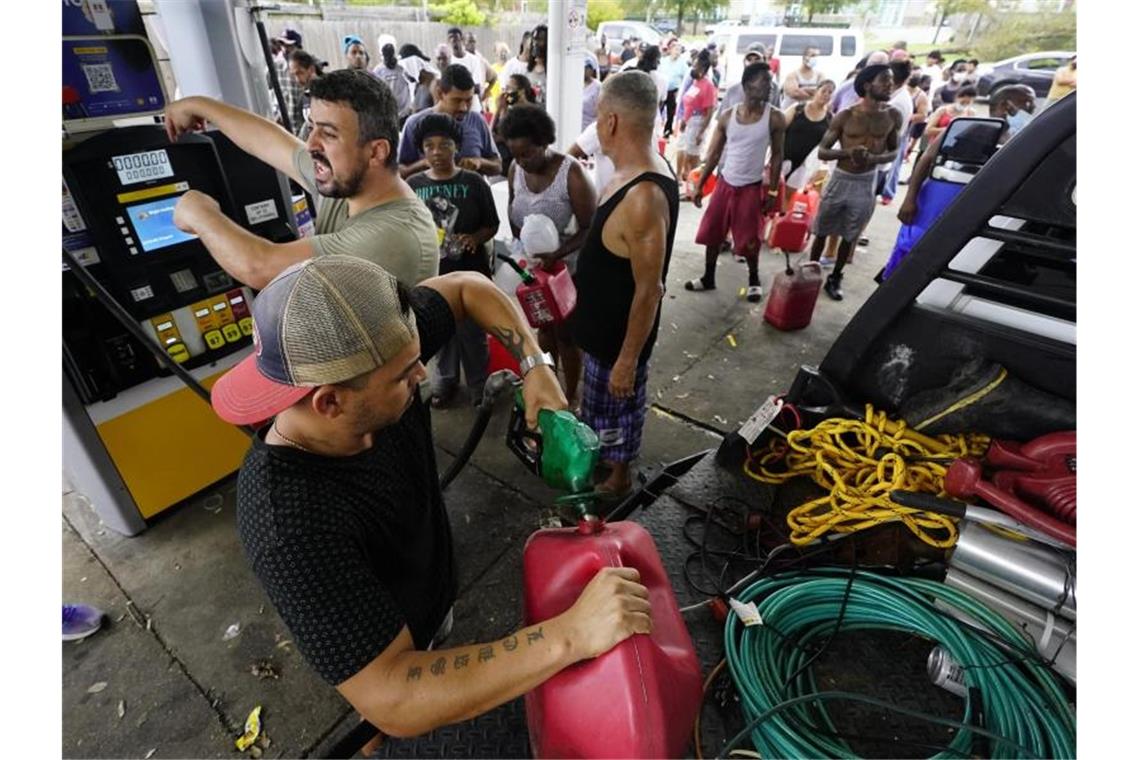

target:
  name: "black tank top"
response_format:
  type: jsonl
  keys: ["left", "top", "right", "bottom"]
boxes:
{"left": 783, "top": 103, "right": 831, "bottom": 171}
{"left": 572, "top": 170, "right": 679, "bottom": 366}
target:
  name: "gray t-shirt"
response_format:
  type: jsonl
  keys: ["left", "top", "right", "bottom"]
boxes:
{"left": 293, "top": 146, "right": 439, "bottom": 286}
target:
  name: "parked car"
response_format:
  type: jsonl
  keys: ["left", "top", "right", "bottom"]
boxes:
{"left": 708, "top": 26, "right": 863, "bottom": 93}
{"left": 595, "top": 19, "right": 663, "bottom": 58}
{"left": 976, "top": 51, "right": 1075, "bottom": 98}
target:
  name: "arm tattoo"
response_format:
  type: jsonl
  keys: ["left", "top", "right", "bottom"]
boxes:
{"left": 407, "top": 666, "right": 422, "bottom": 682}
{"left": 488, "top": 325, "right": 526, "bottom": 361}
{"left": 430, "top": 656, "right": 447, "bottom": 676}
{"left": 478, "top": 645, "right": 495, "bottom": 663}
{"left": 502, "top": 635, "right": 518, "bottom": 652}
{"left": 454, "top": 653, "right": 470, "bottom": 670}
{"left": 526, "top": 627, "right": 544, "bottom": 645}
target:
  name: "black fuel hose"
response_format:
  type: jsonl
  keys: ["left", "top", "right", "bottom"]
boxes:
{"left": 62, "top": 248, "right": 254, "bottom": 438}
{"left": 438, "top": 370, "right": 519, "bottom": 491}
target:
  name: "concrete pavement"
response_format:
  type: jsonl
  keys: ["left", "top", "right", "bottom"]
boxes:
{"left": 62, "top": 194, "right": 906, "bottom": 758}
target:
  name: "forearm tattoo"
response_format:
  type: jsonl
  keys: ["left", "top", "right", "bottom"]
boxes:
{"left": 488, "top": 325, "right": 526, "bottom": 361}
{"left": 404, "top": 627, "right": 546, "bottom": 681}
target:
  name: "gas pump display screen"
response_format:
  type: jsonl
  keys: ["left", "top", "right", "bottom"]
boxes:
{"left": 126, "top": 195, "right": 198, "bottom": 253}
{"left": 112, "top": 149, "right": 174, "bottom": 185}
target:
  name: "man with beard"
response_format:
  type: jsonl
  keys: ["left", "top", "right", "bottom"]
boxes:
{"left": 807, "top": 64, "right": 901, "bottom": 301}
{"left": 165, "top": 70, "right": 439, "bottom": 289}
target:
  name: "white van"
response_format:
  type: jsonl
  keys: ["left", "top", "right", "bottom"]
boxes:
{"left": 708, "top": 27, "right": 864, "bottom": 94}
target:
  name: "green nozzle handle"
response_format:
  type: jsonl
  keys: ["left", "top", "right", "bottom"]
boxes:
{"left": 496, "top": 253, "right": 536, "bottom": 284}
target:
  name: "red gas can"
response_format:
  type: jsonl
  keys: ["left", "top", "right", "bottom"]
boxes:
{"left": 516, "top": 261, "right": 578, "bottom": 328}
{"left": 766, "top": 210, "right": 813, "bottom": 253}
{"left": 522, "top": 519, "right": 703, "bottom": 758}
{"left": 764, "top": 261, "right": 824, "bottom": 330}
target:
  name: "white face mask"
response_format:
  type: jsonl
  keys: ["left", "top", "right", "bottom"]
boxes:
{"left": 805, "top": 58, "right": 817, "bottom": 69}
{"left": 953, "top": 72, "right": 967, "bottom": 83}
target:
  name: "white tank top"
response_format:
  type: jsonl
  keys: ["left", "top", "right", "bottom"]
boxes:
{"left": 719, "top": 104, "right": 771, "bottom": 188}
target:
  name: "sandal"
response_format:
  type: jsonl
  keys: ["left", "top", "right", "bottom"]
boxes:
{"left": 685, "top": 278, "right": 715, "bottom": 292}
{"left": 746, "top": 285, "right": 764, "bottom": 303}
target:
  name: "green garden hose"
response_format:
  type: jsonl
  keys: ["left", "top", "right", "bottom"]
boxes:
{"left": 720, "top": 569, "right": 1075, "bottom": 759}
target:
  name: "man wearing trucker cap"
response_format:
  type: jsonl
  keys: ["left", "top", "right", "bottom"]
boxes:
{"left": 213, "top": 256, "right": 652, "bottom": 741}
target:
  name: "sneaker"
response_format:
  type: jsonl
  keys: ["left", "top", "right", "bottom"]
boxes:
{"left": 746, "top": 284, "right": 764, "bottom": 303}
{"left": 818, "top": 256, "right": 835, "bottom": 268}
{"left": 63, "top": 603, "right": 104, "bottom": 642}
{"left": 734, "top": 255, "right": 747, "bottom": 264}
{"left": 684, "top": 277, "right": 716, "bottom": 292}
{"left": 824, "top": 273, "right": 844, "bottom": 301}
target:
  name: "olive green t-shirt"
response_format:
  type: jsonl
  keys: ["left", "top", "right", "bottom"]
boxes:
{"left": 293, "top": 147, "right": 439, "bottom": 286}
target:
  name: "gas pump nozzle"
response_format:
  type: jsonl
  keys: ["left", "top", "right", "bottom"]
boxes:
{"left": 506, "top": 393, "right": 601, "bottom": 516}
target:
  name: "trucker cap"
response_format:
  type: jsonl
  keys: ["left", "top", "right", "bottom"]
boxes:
{"left": 211, "top": 256, "right": 419, "bottom": 426}
{"left": 276, "top": 28, "right": 302, "bottom": 47}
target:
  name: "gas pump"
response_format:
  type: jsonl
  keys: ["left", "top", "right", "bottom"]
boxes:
{"left": 62, "top": 0, "right": 298, "bottom": 535}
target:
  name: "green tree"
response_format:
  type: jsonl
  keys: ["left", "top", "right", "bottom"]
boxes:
{"left": 428, "top": 0, "right": 487, "bottom": 25}
{"left": 972, "top": 9, "right": 1075, "bottom": 61}
{"left": 774, "top": 0, "right": 850, "bottom": 24}
{"left": 588, "top": 0, "right": 627, "bottom": 29}
{"left": 932, "top": 0, "right": 991, "bottom": 43}
{"left": 659, "top": 0, "right": 728, "bottom": 35}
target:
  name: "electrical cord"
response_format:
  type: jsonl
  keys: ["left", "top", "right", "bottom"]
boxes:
{"left": 743, "top": 403, "right": 990, "bottom": 548}
{"left": 721, "top": 570, "right": 1076, "bottom": 759}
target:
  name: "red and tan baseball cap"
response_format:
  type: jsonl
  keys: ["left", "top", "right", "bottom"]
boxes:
{"left": 211, "top": 256, "right": 419, "bottom": 426}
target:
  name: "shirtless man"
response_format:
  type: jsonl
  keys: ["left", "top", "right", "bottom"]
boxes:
{"left": 808, "top": 64, "right": 901, "bottom": 300}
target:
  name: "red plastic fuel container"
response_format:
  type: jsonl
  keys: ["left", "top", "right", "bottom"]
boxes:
{"left": 515, "top": 261, "right": 578, "bottom": 328}
{"left": 522, "top": 518, "right": 703, "bottom": 758}
{"left": 764, "top": 260, "right": 823, "bottom": 331}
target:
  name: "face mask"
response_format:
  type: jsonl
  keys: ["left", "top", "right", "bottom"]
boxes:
{"left": 953, "top": 102, "right": 967, "bottom": 112}
{"left": 806, "top": 58, "right": 817, "bottom": 69}
{"left": 953, "top": 72, "right": 966, "bottom": 83}
{"left": 1006, "top": 108, "right": 1032, "bottom": 135}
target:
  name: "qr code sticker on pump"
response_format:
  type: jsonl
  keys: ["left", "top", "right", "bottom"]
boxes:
{"left": 82, "top": 63, "right": 119, "bottom": 94}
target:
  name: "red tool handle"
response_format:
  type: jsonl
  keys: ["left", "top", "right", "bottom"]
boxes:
{"left": 944, "top": 458, "right": 1076, "bottom": 547}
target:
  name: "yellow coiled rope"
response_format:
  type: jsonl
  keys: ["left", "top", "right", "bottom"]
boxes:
{"left": 744, "top": 404, "right": 990, "bottom": 548}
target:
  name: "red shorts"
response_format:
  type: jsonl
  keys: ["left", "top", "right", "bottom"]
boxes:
{"left": 695, "top": 179, "right": 768, "bottom": 256}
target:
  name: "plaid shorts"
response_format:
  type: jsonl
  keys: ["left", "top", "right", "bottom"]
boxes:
{"left": 580, "top": 353, "right": 649, "bottom": 464}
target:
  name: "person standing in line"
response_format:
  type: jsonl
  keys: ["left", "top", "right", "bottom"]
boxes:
{"left": 446, "top": 27, "right": 497, "bottom": 114}
{"left": 343, "top": 36, "right": 372, "bottom": 73}
{"left": 274, "top": 28, "right": 306, "bottom": 137}
{"left": 718, "top": 43, "right": 778, "bottom": 116}
{"left": 398, "top": 45, "right": 437, "bottom": 114}
{"left": 903, "top": 73, "right": 931, "bottom": 162}
{"left": 406, "top": 114, "right": 500, "bottom": 408}
{"left": 676, "top": 51, "right": 717, "bottom": 199}
{"left": 492, "top": 73, "right": 538, "bottom": 175}
{"left": 527, "top": 25, "right": 549, "bottom": 106}
{"left": 288, "top": 50, "right": 324, "bottom": 141}
{"left": 582, "top": 57, "right": 601, "bottom": 132}
{"left": 781, "top": 46, "right": 825, "bottom": 109}
{"left": 503, "top": 104, "right": 598, "bottom": 408}
{"left": 780, "top": 79, "right": 834, "bottom": 206}
{"left": 373, "top": 43, "right": 414, "bottom": 124}
{"left": 924, "top": 86, "right": 977, "bottom": 143}
{"left": 879, "top": 60, "right": 915, "bottom": 206}
{"left": 595, "top": 34, "right": 612, "bottom": 81}
{"left": 933, "top": 59, "right": 969, "bottom": 105}
{"left": 807, "top": 64, "right": 901, "bottom": 301}
{"left": 164, "top": 69, "right": 439, "bottom": 290}
{"left": 619, "top": 35, "right": 637, "bottom": 64}
{"left": 486, "top": 42, "right": 511, "bottom": 104}
{"left": 434, "top": 44, "right": 452, "bottom": 76}
{"left": 398, "top": 65, "right": 502, "bottom": 179}
{"left": 661, "top": 38, "right": 688, "bottom": 138}
{"left": 573, "top": 71, "right": 679, "bottom": 498}
{"left": 921, "top": 50, "right": 944, "bottom": 83}
{"left": 830, "top": 51, "right": 890, "bottom": 114}
{"left": 503, "top": 31, "right": 532, "bottom": 79}
{"left": 635, "top": 44, "right": 668, "bottom": 141}
{"left": 1046, "top": 55, "right": 1076, "bottom": 105}
{"left": 686, "top": 63, "right": 785, "bottom": 302}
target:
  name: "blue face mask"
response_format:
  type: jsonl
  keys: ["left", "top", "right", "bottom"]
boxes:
{"left": 1006, "top": 108, "right": 1032, "bottom": 135}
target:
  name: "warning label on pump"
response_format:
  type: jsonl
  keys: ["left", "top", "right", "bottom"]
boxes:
{"left": 63, "top": 179, "right": 86, "bottom": 233}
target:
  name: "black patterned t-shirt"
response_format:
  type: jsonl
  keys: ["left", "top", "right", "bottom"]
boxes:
{"left": 236, "top": 287, "right": 457, "bottom": 685}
